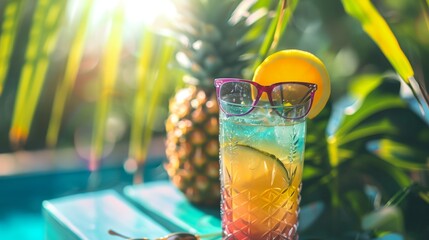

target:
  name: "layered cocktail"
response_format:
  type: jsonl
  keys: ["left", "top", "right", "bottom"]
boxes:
{"left": 215, "top": 50, "right": 330, "bottom": 239}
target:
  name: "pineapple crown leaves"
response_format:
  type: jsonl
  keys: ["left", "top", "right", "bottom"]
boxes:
{"left": 169, "top": 0, "right": 272, "bottom": 90}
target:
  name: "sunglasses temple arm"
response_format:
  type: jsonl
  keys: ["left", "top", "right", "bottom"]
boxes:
{"left": 197, "top": 232, "right": 222, "bottom": 239}
{"left": 108, "top": 229, "right": 150, "bottom": 240}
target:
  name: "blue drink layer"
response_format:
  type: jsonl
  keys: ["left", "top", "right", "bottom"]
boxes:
{"left": 219, "top": 109, "right": 306, "bottom": 163}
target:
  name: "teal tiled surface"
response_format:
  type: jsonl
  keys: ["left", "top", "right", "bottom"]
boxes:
{"left": 42, "top": 182, "right": 222, "bottom": 239}
{"left": 43, "top": 190, "right": 170, "bottom": 240}
{"left": 3, "top": 157, "right": 222, "bottom": 240}
{"left": 1, "top": 159, "right": 168, "bottom": 240}
{"left": 124, "top": 181, "right": 222, "bottom": 236}
{"left": 0, "top": 211, "right": 45, "bottom": 239}
{"left": 0, "top": 167, "right": 133, "bottom": 240}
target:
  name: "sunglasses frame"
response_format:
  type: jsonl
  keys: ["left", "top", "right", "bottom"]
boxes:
{"left": 214, "top": 78, "right": 317, "bottom": 120}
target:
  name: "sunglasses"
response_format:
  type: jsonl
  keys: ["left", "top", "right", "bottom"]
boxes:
{"left": 108, "top": 229, "right": 222, "bottom": 240}
{"left": 214, "top": 78, "right": 317, "bottom": 120}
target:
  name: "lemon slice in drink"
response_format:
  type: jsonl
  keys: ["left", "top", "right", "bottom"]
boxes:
{"left": 223, "top": 144, "right": 289, "bottom": 190}
{"left": 253, "top": 49, "right": 331, "bottom": 119}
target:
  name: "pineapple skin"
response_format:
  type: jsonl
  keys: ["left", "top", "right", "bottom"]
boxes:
{"left": 165, "top": 86, "right": 221, "bottom": 206}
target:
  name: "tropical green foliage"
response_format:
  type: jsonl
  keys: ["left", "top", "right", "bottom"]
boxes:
{"left": 128, "top": 32, "right": 175, "bottom": 182}
{"left": 302, "top": 75, "right": 429, "bottom": 238}
{"left": 0, "top": 0, "right": 22, "bottom": 94}
{"left": 46, "top": 0, "right": 93, "bottom": 147}
{"left": 285, "top": 0, "right": 429, "bottom": 238}
{"left": 9, "top": 0, "right": 67, "bottom": 146}
{"left": 0, "top": 0, "right": 179, "bottom": 172}
{"left": 250, "top": 0, "right": 299, "bottom": 73}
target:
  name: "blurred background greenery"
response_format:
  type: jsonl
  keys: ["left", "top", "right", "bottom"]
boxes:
{"left": 0, "top": 0, "right": 178, "bottom": 153}
{"left": 0, "top": 0, "right": 428, "bottom": 239}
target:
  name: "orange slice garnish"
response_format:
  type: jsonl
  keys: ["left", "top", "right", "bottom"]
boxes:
{"left": 253, "top": 50, "right": 330, "bottom": 119}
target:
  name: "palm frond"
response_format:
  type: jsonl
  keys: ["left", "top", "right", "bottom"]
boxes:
{"left": 0, "top": 0, "right": 24, "bottom": 95}
{"left": 252, "top": 0, "right": 299, "bottom": 74}
{"left": 341, "top": 0, "right": 413, "bottom": 83}
{"left": 368, "top": 139, "right": 429, "bottom": 170}
{"left": 90, "top": 2, "right": 124, "bottom": 171}
{"left": 128, "top": 29, "right": 175, "bottom": 183}
{"left": 423, "top": 0, "right": 429, "bottom": 31}
{"left": 342, "top": 0, "right": 429, "bottom": 120}
{"left": 9, "top": 0, "right": 67, "bottom": 146}
{"left": 128, "top": 30, "right": 155, "bottom": 164}
{"left": 46, "top": 0, "right": 94, "bottom": 147}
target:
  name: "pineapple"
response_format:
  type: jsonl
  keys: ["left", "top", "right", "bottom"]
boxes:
{"left": 165, "top": 0, "right": 269, "bottom": 206}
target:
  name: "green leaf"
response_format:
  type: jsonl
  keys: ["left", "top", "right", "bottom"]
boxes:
{"left": 342, "top": 0, "right": 429, "bottom": 120}
{"left": 419, "top": 191, "right": 429, "bottom": 204}
{"left": 46, "top": 0, "right": 94, "bottom": 147}
{"left": 342, "top": 0, "right": 429, "bottom": 126}
{"left": 385, "top": 184, "right": 417, "bottom": 207}
{"left": 422, "top": 0, "right": 429, "bottom": 31}
{"left": 384, "top": 183, "right": 429, "bottom": 205}
{"left": 349, "top": 74, "right": 384, "bottom": 99}
{"left": 90, "top": 2, "right": 125, "bottom": 170}
{"left": 354, "top": 154, "right": 412, "bottom": 194}
{"left": 345, "top": 190, "right": 373, "bottom": 219}
{"left": 302, "top": 165, "right": 324, "bottom": 180}
{"left": 0, "top": 0, "right": 24, "bottom": 95}
{"left": 242, "top": 0, "right": 275, "bottom": 40}
{"left": 362, "top": 206, "right": 404, "bottom": 234}
{"left": 129, "top": 31, "right": 175, "bottom": 166}
{"left": 251, "top": 0, "right": 299, "bottom": 74}
{"left": 335, "top": 95, "right": 406, "bottom": 139}
{"left": 339, "top": 119, "right": 398, "bottom": 145}
{"left": 10, "top": 0, "right": 67, "bottom": 145}
{"left": 406, "top": 76, "right": 429, "bottom": 122}
{"left": 375, "top": 233, "right": 404, "bottom": 240}
{"left": 367, "top": 139, "right": 429, "bottom": 170}
{"left": 375, "top": 161, "right": 412, "bottom": 190}
{"left": 327, "top": 74, "right": 389, "bottom": 140}
{"left": 341, "top": 0, "right": 414, "bottom": 83}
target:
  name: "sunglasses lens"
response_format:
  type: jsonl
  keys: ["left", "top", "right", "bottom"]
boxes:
{"left": 271, "top": 83, "right": 313, "bottom": 105}
{"left": 166, "top": 233, "right": 197, "bottom": 240}
{"left": 219, "top": 81, "right": 256, "bottom": 115}
{"left": 271, "top": 83, "right": 314, "bottom": 119}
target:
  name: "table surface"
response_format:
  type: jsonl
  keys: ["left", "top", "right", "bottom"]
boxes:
{"left": 43, "top": 181, "right": 222, "bottom": 240}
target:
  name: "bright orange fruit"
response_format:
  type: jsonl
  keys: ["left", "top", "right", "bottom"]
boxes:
{"left": 253, "top": 50, "right": 330, "bottom": 119}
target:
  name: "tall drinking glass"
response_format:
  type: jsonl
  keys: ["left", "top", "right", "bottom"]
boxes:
{"left": 215, "top": 78, "right": 316, "bottom": 239}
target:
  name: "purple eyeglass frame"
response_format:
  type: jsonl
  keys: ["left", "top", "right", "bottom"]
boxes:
{"left": 214, "top": 78, "right": 317, "bottom": 119}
